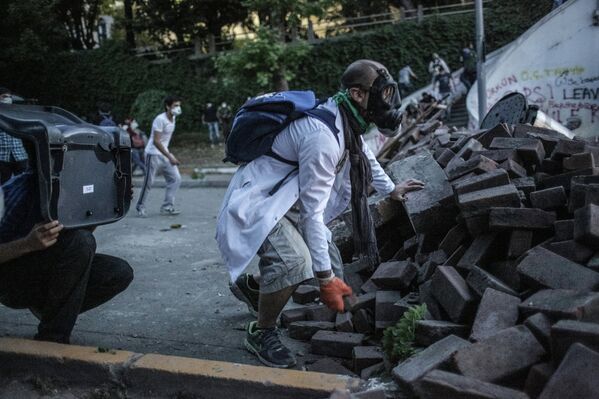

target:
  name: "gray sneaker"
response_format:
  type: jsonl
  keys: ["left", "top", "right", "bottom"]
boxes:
{"left": 160, "top": 206, "right": 181, "bottom": 216}
{"left": 136, "top": 207, "right": 147, "bottom": 218}
{"left": 244, "top": 321, "right": 296, "bottom": 368}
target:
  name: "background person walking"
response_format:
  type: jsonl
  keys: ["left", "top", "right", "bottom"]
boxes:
{"left": 202, "top": 102, "right": 220, "bottom": 147}
{"left": 135, "top": 95, "right": 182, "bottom": 217}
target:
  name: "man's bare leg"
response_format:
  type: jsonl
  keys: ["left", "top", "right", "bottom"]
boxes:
{"left": 256, "top": 284, "right": 298, "bottom": 329}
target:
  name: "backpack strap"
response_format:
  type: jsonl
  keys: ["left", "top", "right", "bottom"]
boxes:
{"left": 267, "top": 107, "right": 340, "bottom": 196}
{"left": 304, "top": 108, "right": 339, "bottom": 143}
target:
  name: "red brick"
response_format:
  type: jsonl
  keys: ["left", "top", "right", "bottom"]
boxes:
{"left": 507, "top": 230, "right": 533, "bottom": 258}
{"left": 292, "top": 285, "right": 320, "bottom": 305}
{"left": 539, "top": 343, "right": 599, "bottom": 399}
{"left": 370, "top": 261, "right": 417, "bottom": 290}
{"left": 431, "top": 266, "right": 477, "bottom": 323}
{"left": 416, "top": 370, "right": 529, "bottom": 399}
{"left": 530, "top": 186, "right": 567, "bottom": 210}
{"left": 452, "top": 169, "right": 510, "bottom": 196}
{"left": 311, "top": 331, "right": 365, "bottom": 359}
{"left": 563, "top": 152, "right": 595, "bottom": 170}
{"left": 550, "top": 139, "right": 586, "bottom": 160}
{"left": 500, "top": 158, "right": 527, "bottom": 178}
{"left": 288, "top": 321, "right": 335, "bottom": 341}
{"left": 490, "top": 137, "right": 546, "bottom": 165}
{"left": 469, "top": 288, "right": 520, "bottom": 342}
{"left": 517, "top": 246, "right": 599, "bottom": 290}
{"left": 519, "top": 289, "right": 599, "bottom": 322}
{"left": 457, "top": 185, "right": 520, "bottom": 213}
{"left": 488, "top": 207, "right": 556, "bottom": 230}
{"left": 452, "top": 326, "right": 545, "bottom": 383}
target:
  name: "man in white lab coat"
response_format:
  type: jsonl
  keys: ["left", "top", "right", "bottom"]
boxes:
{"left": 216, "top": 60, "right": 423, "bottom": 368}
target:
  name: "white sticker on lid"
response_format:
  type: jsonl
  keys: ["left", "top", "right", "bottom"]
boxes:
{"left": 83, "top": 185, "right": 94, "bottom": 194}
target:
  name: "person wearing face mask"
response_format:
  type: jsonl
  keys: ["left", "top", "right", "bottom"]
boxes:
{"left": 135, "top": 95, "right": 182, "bottom": 217}
{"left": 0, "top": 87, "right": 28, "bottom": 184}
{"left": 217, "top": 60, "right": 424, "bottom": 368}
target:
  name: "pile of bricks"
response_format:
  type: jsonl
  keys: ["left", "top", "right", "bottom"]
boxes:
{"left": 283, "top": 119, "right": 599, "bottom": 399}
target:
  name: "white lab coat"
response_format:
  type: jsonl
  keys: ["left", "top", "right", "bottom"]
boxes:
{"left": 216, "top": 99, "right": 395, "bottom": 281}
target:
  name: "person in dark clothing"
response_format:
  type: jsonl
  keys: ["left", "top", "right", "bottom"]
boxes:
{"left": 460, "top": 42, "right": 477, "bottom": 90}
{"left": 433, "top": 67, "right": 455, "bottom": 120}
{"left": 217, "top": 102, "right": 233, "bottom": 139}
{"left": 0, "top": 170, "right": 133, "bottom": 344}
{"left": 202, "top": 102, "right": 220, "bottom": 147}
{"left": 92, "top": 101, "right": 118, "bottom": 127}
{"left": 0, "top": 87, "right": 28, "bottom": 184}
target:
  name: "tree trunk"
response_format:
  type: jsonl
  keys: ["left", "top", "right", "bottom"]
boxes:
{"left": 272, "top": 67, "right": 289, "bottom": 91}
{"left": 124, "top": 0, "right": 135, "bottom": 48}
{"left": 207, "top": 33, "right": 216, "bottom": 53}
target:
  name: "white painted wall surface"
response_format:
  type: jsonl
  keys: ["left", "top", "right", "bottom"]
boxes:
{"left": 467, "top": 0, "right": 599, "bottom": 137}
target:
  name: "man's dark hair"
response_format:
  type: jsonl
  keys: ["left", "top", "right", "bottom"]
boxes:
{"left": 0, "top": 87, "right": 11, "bottom": 96}
{"left": 164, "top": 95, "right": 181, "bottom": 111}
{"left": 340, "top": 60, "right": 386, "bottom": 91}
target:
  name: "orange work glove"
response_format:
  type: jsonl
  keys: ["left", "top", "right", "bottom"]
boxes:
{"left": 319, "top": 277, "right": 353, "bottom": 313}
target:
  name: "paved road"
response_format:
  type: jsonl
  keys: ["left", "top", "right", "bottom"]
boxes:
{"left": 0, "top": 187, "right": 316, "bottom": 368}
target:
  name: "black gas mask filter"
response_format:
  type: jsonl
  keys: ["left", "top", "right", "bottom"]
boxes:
{"left": 365, "top": 68, "right": 403, "bottom": 137}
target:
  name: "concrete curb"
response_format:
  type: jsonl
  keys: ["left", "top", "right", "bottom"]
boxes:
{"left": 132, "top": 178, "right": 230, "bottom": 188}
{"left": 0, "top": 338, "right": 362, "bottom": 398}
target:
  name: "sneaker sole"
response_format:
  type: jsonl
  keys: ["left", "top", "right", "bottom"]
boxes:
{"left": 243, "top": 339, "right": 297, "bottom": 369}
{"left": 230, "top": 283, "right": 258, "bottom": 317}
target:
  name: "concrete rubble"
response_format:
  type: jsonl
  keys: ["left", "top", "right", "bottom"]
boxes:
{"left": 282, "top": 100, "right": 599, "bottom": 398}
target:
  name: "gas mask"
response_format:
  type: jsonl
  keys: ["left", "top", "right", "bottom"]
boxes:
{"left": 364, "top": 68, "right": 402, "bottom": 137}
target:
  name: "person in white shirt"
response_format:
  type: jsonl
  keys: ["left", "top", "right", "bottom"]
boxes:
{"left": 217, "top": 60, "right": 424, "bottom": 368}
{"left": 136, "top": 95, "right": 182, "bottom": 217}
{"left": 398, "top": 65, "right": 418, "bottom": 98}
{"left": 428, "top": 53, "right": 450, "bottom": 85}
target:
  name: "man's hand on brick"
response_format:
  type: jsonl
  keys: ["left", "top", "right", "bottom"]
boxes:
{"left": 318, "top": 274, "right": 353, "bottom": 313}
{"left": 390, "top": 178, "right": 425, "bottom": 201}
{"left": 24, "top": 221, "right": 64, "bottom": 252}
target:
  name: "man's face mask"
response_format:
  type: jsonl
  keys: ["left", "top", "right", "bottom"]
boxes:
{"left": 171, "top": 105, "right": 182, "bottom": 116}
{"left": 364, "top": 69, "right": 403, "bottom": 137}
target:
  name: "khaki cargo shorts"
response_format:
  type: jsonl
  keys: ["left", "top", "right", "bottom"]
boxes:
{"left": 257, "top": 213, "right": 344, "bottom": 294}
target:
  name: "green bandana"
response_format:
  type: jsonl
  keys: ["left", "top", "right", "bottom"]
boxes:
{"left": 332, "top": 90, "right": 369, "bottom": 132}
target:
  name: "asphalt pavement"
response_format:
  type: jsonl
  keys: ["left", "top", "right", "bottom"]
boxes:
{"left": 0, "top": 186, "right": 317, "bottom": 368}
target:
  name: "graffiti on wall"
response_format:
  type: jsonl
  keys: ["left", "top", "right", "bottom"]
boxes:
{"left": 486, "top": 65, "right": 599, "bottom": 133}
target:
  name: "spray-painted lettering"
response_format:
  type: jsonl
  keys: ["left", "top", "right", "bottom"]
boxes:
{"left": 563, "top": 87, "right": 599, "bottom": 100}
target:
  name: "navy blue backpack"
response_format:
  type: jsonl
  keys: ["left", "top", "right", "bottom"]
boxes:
{"left": 224, "top": 91, "right": 339, "bottom": 166}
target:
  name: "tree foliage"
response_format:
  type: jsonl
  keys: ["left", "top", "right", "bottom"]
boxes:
{"left": 218, "top": 0, "right": 335, "bottom": 91}
{"left": 243, "top": 0, "right": 335, "bottom": 31}
{"left": 54, "top": 0, "right": 109, "bottom": 50}
{"left": 135, "top": 0, "right": 249, "bottom": 45}
{"left": 0, "top": 0, "right": 552, "bottom": 137}
{"left": 216, "top": 28, "right": 310, "bottom": 91}
{"left": 130, "top": 89, "right": 169, "bottom": 130}
{"left": 0, "top": 0, "right": 69, "bottom": 67}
